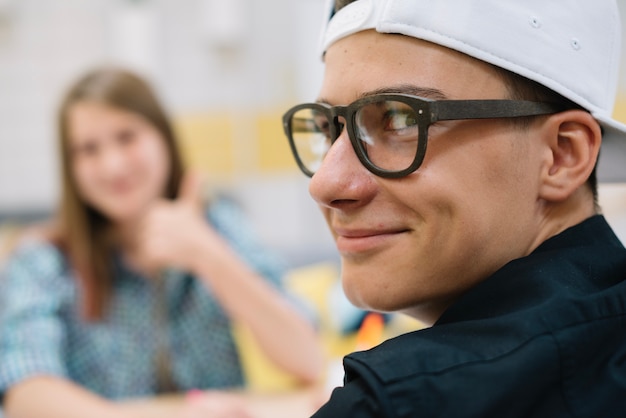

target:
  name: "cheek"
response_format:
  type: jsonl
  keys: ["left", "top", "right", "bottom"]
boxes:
{"left": 426, "top": 125, "right": 533, "bottom": 208}
{"left": 411, "top": 141, "right": 529, "bottom": 252}
{"left": 135, "top": 136, "right": 172, "bottom": 187}
{"left": 71, "top": 159, "right": 98, "bottom": 200}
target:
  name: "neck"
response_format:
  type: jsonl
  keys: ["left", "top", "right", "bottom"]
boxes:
{"left": 530, "top": 187, "right": 597, "bottom": 254}
{"left": 111, "top": 219, "right": 140, "bottom": 250}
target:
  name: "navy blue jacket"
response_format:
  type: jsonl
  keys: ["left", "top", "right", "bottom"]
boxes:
{"left": 313, "top": 215, "right": 626, "bottom": 417}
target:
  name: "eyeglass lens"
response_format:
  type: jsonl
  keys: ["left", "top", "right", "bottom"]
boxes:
{"left": 289, "top": 108, "right": 332, "bottom": 174}
{"left": 289, "top": 98, "right": 421, "bottom": 175}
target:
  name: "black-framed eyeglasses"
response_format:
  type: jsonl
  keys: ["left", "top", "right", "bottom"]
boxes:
{"left": 282, "top": 93, "right": 565, "bottom": 178}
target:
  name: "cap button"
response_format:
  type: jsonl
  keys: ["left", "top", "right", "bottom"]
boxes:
{"left": 529, "top": 16, "right": 541, "bottom": 28}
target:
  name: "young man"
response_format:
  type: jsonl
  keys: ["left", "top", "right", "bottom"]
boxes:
{"left": 282, "top": 0, "right": 626, "bottom": 416}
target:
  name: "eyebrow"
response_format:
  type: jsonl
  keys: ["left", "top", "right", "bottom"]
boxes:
{"left": 317, "top": 84, "right": 449, "bottom": 105}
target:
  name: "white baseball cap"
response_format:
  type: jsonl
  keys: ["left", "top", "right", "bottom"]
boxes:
{"left": 319, "top": 0, "right": 626, "bottom": 182}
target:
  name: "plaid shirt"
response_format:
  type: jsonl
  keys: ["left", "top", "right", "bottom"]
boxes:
{"left": 0, "top": 197, "right": 291, "bottom": 402}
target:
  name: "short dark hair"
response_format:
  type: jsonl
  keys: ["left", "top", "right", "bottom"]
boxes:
{"left": 493, "top": 67, "right": 598, "bottom": 204}
{"left": 335, "top": 0, "right": 355, "bottom": 11}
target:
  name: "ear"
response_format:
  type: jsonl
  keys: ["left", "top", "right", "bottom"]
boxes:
{"left": 538, "top": 110, "right": 602, "bottom": 202}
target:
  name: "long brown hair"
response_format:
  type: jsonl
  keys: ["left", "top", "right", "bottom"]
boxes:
{"left": 53, "top": 67, "right": 185, "bottom": 320}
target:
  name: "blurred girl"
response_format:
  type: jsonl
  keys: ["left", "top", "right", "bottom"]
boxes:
{"left": 0, "top": 67, "right": 322, "bottom": 417}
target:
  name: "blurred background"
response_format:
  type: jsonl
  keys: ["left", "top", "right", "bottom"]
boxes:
{"left": 0, "top": 0, "right": 625, "bottom": 270}
{"left": 0, "top": 0, "right": 334, "bottom": 268}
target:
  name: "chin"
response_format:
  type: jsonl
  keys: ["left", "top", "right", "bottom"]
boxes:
{"left": 342, "top": 269, "right": 392, "bottom": 312}
{"left": 100, "top": 205, "right": 144, "bottom": 224}
{"left": 342, "top": 263, "right": 430, "bottom": 314}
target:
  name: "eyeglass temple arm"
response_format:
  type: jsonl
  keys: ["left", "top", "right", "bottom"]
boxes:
{"left": 431, "top": 100, "right": 565, "bottom": 122}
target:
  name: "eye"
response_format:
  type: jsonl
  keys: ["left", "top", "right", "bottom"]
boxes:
{"left": 117, "top": 128, "right": 136, "bottom": 145}
{"left": 312, "top": 114, "right": 332, "bottom": 140}
{"left": 72, "top": 140, "right": 99, "bottom": 158}
{"left": 384, "top": 109, "right": 418, "bottom": 131}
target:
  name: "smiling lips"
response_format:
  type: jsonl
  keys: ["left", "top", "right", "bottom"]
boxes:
{"left": 333, "top": 226, "right": 409, "bottom": 254}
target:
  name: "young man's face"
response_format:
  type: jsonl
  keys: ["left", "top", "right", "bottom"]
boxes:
{"left": 310, "top": 30, "right": 549, "bottom": 324}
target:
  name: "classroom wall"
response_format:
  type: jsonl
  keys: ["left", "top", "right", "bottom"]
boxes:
{"left": 0, "top": 0, "right": 334, "bottom": 266}
{"left": 0, "top": 0, "right": 625, "bottom": 266}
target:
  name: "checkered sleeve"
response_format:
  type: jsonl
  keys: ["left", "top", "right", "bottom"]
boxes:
{"left": 0, "top": 240, "right": 72, "bottom": 401}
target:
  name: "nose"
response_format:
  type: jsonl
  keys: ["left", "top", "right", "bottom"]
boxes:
{"left": 309, "top": 127, "right": 377, "bottom": 210}
{"left": 98, "top": 143, "right": 129, "bottom": 176}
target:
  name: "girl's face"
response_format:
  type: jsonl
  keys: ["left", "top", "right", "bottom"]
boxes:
{"left": 67, "top": 101, "right": 171, "bottom": 226}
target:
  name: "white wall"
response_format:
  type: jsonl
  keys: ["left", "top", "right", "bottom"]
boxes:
{"left": 0, "top": 0, "right": 324, "bottom": 209}
{"left": 0, "top": 0, "right": 333, "bottom": 266}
